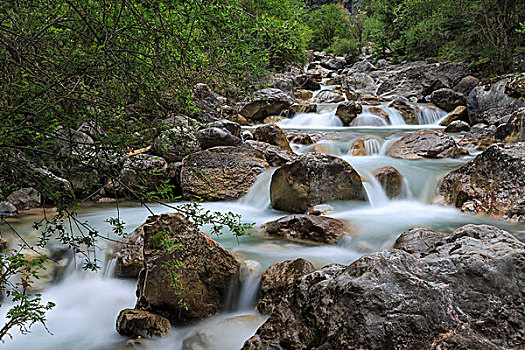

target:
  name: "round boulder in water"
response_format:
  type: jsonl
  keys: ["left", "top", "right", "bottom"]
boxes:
{"left": 336, "top": 101, "right": 363, "bottom": 126}
{"left": 349, "top": 137, "right": 381, "bottom": 156}
{"left": 389, "top": 130, "right": 463, "bottom": 159}
{"left": 270, "top": 153, "right": 366, "bottom": 213}
{"left": 372, "top": 166, "right": 403, "bottom": 199}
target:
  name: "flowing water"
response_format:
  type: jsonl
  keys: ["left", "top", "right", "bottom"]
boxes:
{"left": 3, "top": 82, "right": 525, "bottom": 350}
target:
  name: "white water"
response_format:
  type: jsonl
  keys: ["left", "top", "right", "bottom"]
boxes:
{"left": 3, "top": 81, "right": 525, "bottom": 350}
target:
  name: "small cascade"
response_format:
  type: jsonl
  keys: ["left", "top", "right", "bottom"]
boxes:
{"left": 235, "top": 275, "right": 261, "bottom": 311}
{"left": 278, "top": 108, "right": 343, "bottom": 128}
{"left": 241, "top": 169, "right": 276, "bottom": 209}
{"left": 364, "top": 138, "right": 382, "bottom": 155}
{"left": 418, "top": 106, "right": 448, "bottom": 125}
{"left": 360, "top": 171, "right": 389, "bottom": 207}
{"left": 103, "top": 258, "right": 117, "bottom": 279}
{"left": 379, "top": 138, "right": 396, "bottom": 156}
{"left": 351, "top": 113, "right": 387, "bottom": 127}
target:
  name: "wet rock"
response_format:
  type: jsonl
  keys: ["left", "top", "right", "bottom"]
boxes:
{"left": 445, "top": 120, "right": 471, "bottom": 133}
{"left": 121, "top": 154, "right": 170, "bottom": 190}
{"left": 287, "top": 133, "right": 315, "bottom": 145}
{"left": 349, "top": 137, "right": 381, "bottom": 156}
{"left": 205, "top": 120, "right": 241, "bottom": 137}
{"left": 430, "top": 88, "right": 466, "bottom": 112}
{"left": 294, "top": 89, "right": 314, "bottom": 100}
{"left": 440, "top": 105, "right": 468, "bottom": 126}
{"left": 367, "top": 107, "right": 390, "bottom": 121}
{"left": 440, "top": 143, "right": 525, "bottom": 220}
{"left": 288, "top": 103, "right": 317, "bottom": 116}
{"left": 244, "top": 224, "right": 525, "bottom": 350}
{"left": 342, "top": 73, "right": 377, "bottom": 100}
{"left": 238, "top": 88, "right": 294, "bottom": 121}
{"left": 196, "top": 127, "right": 242, "bottom": 150}
{"left": 306, "top": 204, "right": 335, "bottom": 216}
{"left": 113, "top": 226, "right": 144, "bottom": 278}
{"left": 136, "top": 213, "right": 239, "bottom": 324}
{"left": 468, "top": 78, "right": 525, "bottom": 125}
{"left": 371, "top": 61, "right": 467, "bottom": 100}
{"left": 256, "top": 258, "right": 316, "bottom": 315}
{"left": 495, "top": 107, "right": 525, "bottom": 143}
{"left": 312, "top": 90, "right": 345, "bottom": 103}
{"left": 239, "top": 260, "right": 263, "bottom": 284}
{"left": 153, "top": 129, "right": 201, "bottom": 162}
{"left": 244, "top": 140, "right": 296, "bottom": 167}
{"left": 360, "top": 94, "right": 381, "bottom": 105}
{"left": 264, "top": 215, "right": 348, "bottom": 244}
{"left": 293, "top": 75, "right": 321, "bottom": 91}
{"left": 241, "top": 130, "right": 254, "bottom": 141}
{"left": 392, "top": 227, "right": 449, "bottom": 258}
{"left": 254, "top": 124, "right": 292, "bottom": 151}
{"left": 387, "top": 97, "right": 419, "bottom": 124}
{"left": 307, "top": 144, "right": 331, "bottom": 154}
{"left": 389, "top": 130, "right": 462, "bottom": 159}
{"left": 346, "top": 60, "right": 375, "bottom": 73}
{"left": 335, "top": 101, "right": 363, "bottom": 126}
{"left": 116, "top": 309, "right": 171, "bottom": 338}
{"left": 372, "top": 166, "right": 403, "bottom": 199}
{"left": 180, "top": 145, "right": 269, "bottom": 201}
{"left": 270, "top": 153, "right": 366, "bottom": 213}
{"left": 0, "top": 201, "right": 17, "bottom": 218}
{"left": 453, "top": 75, "right": 480, "bottom": 96}
{"left": 183, "top": 315, "right": 265, "bottom": 350}
{"left": 458, "top": 125, "right": 497, "bottom": 150}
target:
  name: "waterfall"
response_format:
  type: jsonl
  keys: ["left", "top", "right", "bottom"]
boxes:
{"left": 241, "top": 169, "right": 276, "bottom": 209}
{"left": 350, "top": 113, "right": 387, "bottom": 127}
{"left": 418, "top": 106, "right": 448, "bottom": 125}
{"left": 360, "top": 170, "right": 389, "bottom": 207}
{"left": 278, "top": 108, "right": 343, "bottom": 128}
{"left": 364, "top": 138, "right": 382, "bottom": 155}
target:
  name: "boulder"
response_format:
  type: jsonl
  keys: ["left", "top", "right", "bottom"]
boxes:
{"left": 342, "top": 73, "right": 377, "bottom": 100}
{"left": 136, "top": 213, "right": 239, "bottom": 324}
{"left": 268, "top": 73, "right": 295, "bottom": 96}
{"left": 196, "top": 127, "right": 242, "bottom": 150}
{"left": 270, "top": 153, "right": 365, "bottom": 213}
{"left": 430, "top": 88, "right": 466, "bottom": 112}
{"left": 445, "top": 120, "right": 471, "bottom": 133}
{"left": 495, "top": 107, "right": 525, "bottom": 143}
{"left": 264, "top": 214, "right": 348, "bottom": 244}
{"left": 468, "top": 78, "right": 525, "bottom": 125}
{"left": 6, "top": 187, "right": 41, "bottom": 210}
{"left": 244, "top": 140, "right": 296, "bottom": 167}
{"left": 453, "top": 75, "right": 480, "bottom": 96}
{"left": 349, "top": 137, "right": 381, "bottom": 156}
{"left": 389, "top": 130, "right": 463, "bottom": 159}
{"left": 113, "top": 226, "right": 144, "bottom": 278}
{"left": 238, "top": 88, "right": 294, "bottom": 121}
{"left": 372, "top": 166, "right": 403, "bottom": 199}
{"left": 180, "top": 145, "right": 268, "bottom": 201}
{"left": 0, "top": 201, "right": 17, "bottom": 218}
{"left": 116, "top": 309, "right": 171, "bottom": 338}
{"left": 392, "top": 227, "right": 449, "bottom": 258}
{"left": 371, "top": 61, "right": 467, "bottom": 100}
{"left": 306, "top": 204, "right": 335, "bottom": 216}
{"left": 439, "top": 105, "right": 468, "bottom": 126}
{"left": 244, "top": 224, "right": 525, "bottom": 350}
{"left": 253, "top": 124, "right": 292, "bottom": 151}
{"left": 439, "top": 143, "right": 525, "bottom": 220}
{"left": 335, "top": 101, "right": 363, "bottom": 126}
{"left": 293, "top": 74, "right": 321, "bottom": 91}
{"left": 205, "top": 120, "right": 241, "bottom": 137}
{"left": 320, "top": 56, "right": 346, "bottom": 70}
{"left": 312, "top": 90, "right": 345, "bottom": 103}
{"left": 121, "top": 154, "right": 170, "bottom": 190}
{"left": 346, "top": 60, "right": 375, "bottom": 73}
{"left": 387, "top": 97, "right": 419, "bottom": 125}
{"left": 153, "top": 129, "right": 200, "bottom": 162}
{"left": 256, "top": 258, "right": 315, "bottom": 315}
{"left": 288, "top": 103, "right": 317, "bottom": 116}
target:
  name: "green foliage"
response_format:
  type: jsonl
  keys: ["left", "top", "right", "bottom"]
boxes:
{"left": 306, "top": 4, "right": 353, "bottom": 51}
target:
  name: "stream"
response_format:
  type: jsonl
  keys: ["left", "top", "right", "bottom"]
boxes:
{"left": 2, "top": 82, "right": 525, "bottom": 350}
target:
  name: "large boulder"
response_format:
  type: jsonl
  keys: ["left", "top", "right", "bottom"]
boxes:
{"left": 372, "top": 166, "right": 403, "bottom": 199}
{"left": 336, "top": 101, "right": 363, "bottom": 126}
{"left": 293, "top": 74, "right": 321, "bottom": 91}
{"left": 468, "top": 78, "right": 525, "bottom": 125}
{"left": 270, "top": 153, "right": 365, "bottom": 213}
{"left": 116, "top": 309, "right": 171, "bottom": 338}
{"left": 453, "top": 75, "right": 480, "bottom": 96}
{"left": 342, "top": 73, "right": 377, "bottom": 100}
{"left": 256, "top": 258, "right": 316, "bottom": 315}
{"left": 180, "top": 145, "right": 269, "bottom": 201}
{"left": 7, "top": 187, "right": 41, "bottom": 210}
{"left": 136, "top": 213, "right": 240, "bottom": 324}
{"left": 439, "top": 143, "right": 525, "bottom": 220}
{"left": 237, "top": 88, "right": 294, "bottom": 121}
{"left": 264, "top": 214, "right": 348, "bottom": 244}
{"left": 430, "top": 88, "right": 466, "bottom": 112}
{"left": 389, "top": 130, "right": 463, "bottom": 159}
{"left": 312, "top": 90, "right": 345, "bottom": 103}
{"left": 495, "top": 107, "right": 525, "bottom": 143}
{"left": 243, "top": 224, "right": 525, "bottom": 350}
{"left": 371, "top": 61, "right": 467, "bottom": 100}
{"left": 121, "top": 154, "right": 171, "bottom": 190}
{"left": 153, "top": 129, "right": 201, "bottom": 162}
{"left": 253, "top": 124, "right": 292, "bottom": 151}
{"left": 113, "top": 226, "right": 144, "bottom": 278}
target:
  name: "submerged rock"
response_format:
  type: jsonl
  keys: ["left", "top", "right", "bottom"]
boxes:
{"left": 264, "top": 214, "right": 348, "bottom": 244}
{"left": 440, "top": 143, "right": 525, "bottom": 220}
{"left": 136, "top": 213, "right": 239, "bottom": 324}
{"left": 270, "top": 153, "right": 366, "bottom": 213}
{"left": 389, "top": 130, "right": 463, "bottom": 159}
{"left": 180, "top": 145, "right": 268, "bottom": 201}
{"left": 116, "top": 309, "right": 171, "bottom": 338}
{"left": 244, "top": 224, "right": 525, "bottom": 349}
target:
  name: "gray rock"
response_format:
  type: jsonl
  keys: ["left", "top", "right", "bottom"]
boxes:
{"left": 293, "top": 75, "right": 321, "bottom": 91}
{"left": 453, "top": 75, "right": 480, "bottom": 96}
{"left": 342, "top": 73, "right": 377, "bottom": 100}
{"left": 336, "top": 101, "right": 362, "bottom": 126}
{"left": 445, "top": 120, "right": 471, "bottom": 133}
{"left": 121, "top": 154, "right": 170, "bottom": 191}
{"left": 205, "top": 120, "right": 241, "bottom": 137}
{"left": 270, "top": 152, "right": 365, "bottom": 213}
{"left": 7, "top": 187, "right": 41, "bottom": 210}
{"left": 153, "top": 129, "right": 201, "bottom": 162}
{"left": 495, "top": 107, "right": 525, "bottom": 143}
{"left": 0, "top": 201, "right": 17, "bottom": 218}
{"left": 312, "top": 90, "right": 345, "bottom": 103}
{"left": 389, "top": 130, "right": 463, "bottom": 159}
{"left": 116, "top": 309, "right": 171, "bottom": 338}
{"left": 238, "top": 88, "right": 294, "bottom": 121}
{"left": 244, "top": 140, "right": 296, "bottom": 167}
{"left": 430, "top": 88, "right": 466, "bottom": 112}
{"left": 264, "top": 214, "right": 348, "bottom": 244}
{"left": 197, "top": 127, "right": 242, "bottom": 150}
